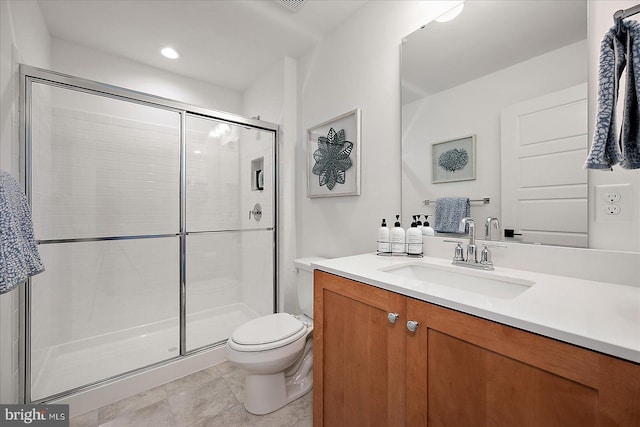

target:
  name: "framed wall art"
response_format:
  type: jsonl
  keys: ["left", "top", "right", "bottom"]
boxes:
{"left": 432, "top": 134, "right": 476, "bottom": 184}
{"left": 307, "top": 109, "right": 361, "bottom": 198}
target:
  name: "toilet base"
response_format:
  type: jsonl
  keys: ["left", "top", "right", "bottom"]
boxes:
{"left": 243, "top": 339, "right": 313, "bottom": 415}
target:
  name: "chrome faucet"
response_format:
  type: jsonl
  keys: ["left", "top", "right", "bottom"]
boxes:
{"left": 443, "top": 217, "right": 506, "bottom": 271}
{"left": 459, "top": 217, "right": 477, "bottom": 263}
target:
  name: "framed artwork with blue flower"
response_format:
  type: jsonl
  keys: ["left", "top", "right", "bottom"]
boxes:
{"left": 431, "top": 134, "right": 476, "bottom": 184}
{"left": 307, "top": 109, "right": 361, "bottom": 198}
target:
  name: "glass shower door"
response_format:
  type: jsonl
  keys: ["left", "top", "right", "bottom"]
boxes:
{"left": 28, "top": 82, "right": 181, "bottom": 400}
{"left": 23, "top": 66, "right": 279, "bottom": 403}
{"left": 184, "top": 114, "right": 275, "bottom": 351}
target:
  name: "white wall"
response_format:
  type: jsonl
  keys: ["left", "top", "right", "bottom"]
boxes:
{"left": 588, "top": 0, "right": 640, "bottom": 252}
{"left": 297, "top": 1, "right": 457, "bottom": 259}
{"left": 51, "top": 39, "right": 242, "bottom": 115}
{"left": 0, "top": 0, "right": 51, "bottom": 174}
{"left": 0, "top": 0, "right": 51, "bottom": 404}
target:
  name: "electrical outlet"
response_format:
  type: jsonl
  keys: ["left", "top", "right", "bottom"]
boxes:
{"left": 604, "top": 192, "right": 621, "bottom": 203}
{"left": 605, "top": 205, "right": 621, "bottom": 215}
{"left": 595, "top": 183, "right": 634, "bottom": 222}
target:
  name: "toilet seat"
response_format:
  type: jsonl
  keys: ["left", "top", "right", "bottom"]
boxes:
{"left": 228, "top": 313, "right": 308, "bottom": 352}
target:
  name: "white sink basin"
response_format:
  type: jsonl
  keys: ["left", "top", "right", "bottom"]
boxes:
{"left": 380, "top": 262, "right": 534, "bottom": 299}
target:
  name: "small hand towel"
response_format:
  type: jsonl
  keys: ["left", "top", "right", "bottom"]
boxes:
{"left": 434, "top": 197, "right": 470, "bottom": 233}
{"left": 0, "top": 171, "right": 44, "bottom": 294}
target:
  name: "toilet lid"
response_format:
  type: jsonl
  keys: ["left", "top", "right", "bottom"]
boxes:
{"left": 231, "top": 313, "right": 304, "bottom": 346}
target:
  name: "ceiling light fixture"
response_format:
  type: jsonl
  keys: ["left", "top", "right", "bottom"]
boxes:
{"left": 435, "top": 2, "right": 465, "bottom": 23}
{"left": 161, "top": 47, "right": 181, "bottom": 59}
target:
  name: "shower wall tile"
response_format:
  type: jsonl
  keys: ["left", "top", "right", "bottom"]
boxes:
{"left": 239, "top": 129, "right": 275, "bottom": 317}
{"left": 185, "top": 233, "right": 241, "bottom": 315}
{"left": 31, "top": 238, "right": 180, "bottom": 350}
{"left": 185, "top": 115, "right": 242, "bottom": 232}
{"left": 239, "top": 128, "right": 274, "bottom": 230}
{"left": 31, "top": 90, "right": 181, "bottom": 241}
{"left": 238, "top": 230, "right": 275, "bottom": 317}
{"left": 31, "top": 84, "right": 53, "bottom": 241}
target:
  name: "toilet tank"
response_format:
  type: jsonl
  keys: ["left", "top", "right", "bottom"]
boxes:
{"left": 294, "top": 257, "right": 327, "bottom": 318}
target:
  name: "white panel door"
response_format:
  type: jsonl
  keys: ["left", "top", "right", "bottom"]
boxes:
{"left": 501, "top": 84, "right": 588, "bottom": 247}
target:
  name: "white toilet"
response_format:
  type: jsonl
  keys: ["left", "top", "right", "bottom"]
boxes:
{"left": 225, "top": 257, "right": 325, "bottom": 415}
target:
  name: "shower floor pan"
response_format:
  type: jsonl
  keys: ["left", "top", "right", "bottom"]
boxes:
{"left": 30, "top": 302, "right": 258, "bottom": 401}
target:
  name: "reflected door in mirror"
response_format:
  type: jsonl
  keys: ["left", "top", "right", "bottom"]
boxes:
{"left": 501, "top": 84, "right": 588, "bottom": 247}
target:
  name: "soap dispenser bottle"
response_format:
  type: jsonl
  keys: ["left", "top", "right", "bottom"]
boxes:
{"left": 390, "top": 215, "right": 406, "bottom": 254}
{"left": 406, "top": 216, "right": 423, "bottom": 256}
{"left": 421, "top": 214, "right": 435, "bottom": 237}
{"left": 414, "top": 214, "right": 423, "bottom": 232}
{"left": 377, "top": 219, "right": 390, "bottom": 254}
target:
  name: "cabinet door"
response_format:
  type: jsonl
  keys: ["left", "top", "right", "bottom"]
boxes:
{"left": 314, "top": 271, "right": 406, "bottom": 427}
{"left": 406, "top": 299, "right": 640, "bottom": 427}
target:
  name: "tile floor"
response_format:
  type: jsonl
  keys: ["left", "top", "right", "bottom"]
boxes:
{"left": 69, "top": 362, "right": 312, "bottom": 427}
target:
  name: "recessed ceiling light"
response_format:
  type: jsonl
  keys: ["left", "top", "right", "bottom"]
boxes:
{"left": 161, "top": 47, "right": 181, "bottom": 59}
{"left": 435, "top": 2, "right": 465, "bottom": 23}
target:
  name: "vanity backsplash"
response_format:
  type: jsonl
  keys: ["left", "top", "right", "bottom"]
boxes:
{"left": 422, "top": 236, "right": 639, "bottom": 287}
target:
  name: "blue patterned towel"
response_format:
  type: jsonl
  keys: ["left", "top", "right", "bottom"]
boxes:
{"left": 585, "top": 20, "right": 640, "bottom": 170}
{"left": 434, "top": 197, "right": 470, "bottom": 233}
{"left": 0, "top": 171, "right": 44, "bottom": 294}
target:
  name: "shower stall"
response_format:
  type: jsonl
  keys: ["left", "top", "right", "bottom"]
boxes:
{"left": 20, "top": 65, "right": 278, "bottom": 403}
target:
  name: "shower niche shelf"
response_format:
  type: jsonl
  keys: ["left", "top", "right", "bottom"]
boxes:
{"left": 251, "top": 157, "right": 264, "bottom": 191}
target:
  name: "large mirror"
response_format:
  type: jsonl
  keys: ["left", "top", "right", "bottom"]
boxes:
{"left": 401, "top": 0, "right": 590, "bottom": 247}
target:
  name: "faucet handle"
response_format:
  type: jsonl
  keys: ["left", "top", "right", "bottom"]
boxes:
{"left": 443, "top": 239, "right": 465, "bottom": 261}
{"left": 480, "top": 245, "right": 492, "bottom": 265}
{"left": 479, "top": 243, "right": 506, "bottom": 266}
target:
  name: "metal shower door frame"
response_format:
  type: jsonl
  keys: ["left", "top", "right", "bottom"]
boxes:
{"left": 19, "top": 65, "right": 279, "bottom": 403}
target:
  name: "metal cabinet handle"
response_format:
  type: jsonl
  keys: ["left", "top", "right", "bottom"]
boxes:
{"left": 388, "top": 313, "right": 399, "bottom": 324}
{"left": 406, "top": 320, "right": 419, "bottom": 332}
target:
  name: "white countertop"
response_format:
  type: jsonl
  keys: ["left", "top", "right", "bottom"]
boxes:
{"left": 312, "top": 253, "right": 640, "bottom": 364}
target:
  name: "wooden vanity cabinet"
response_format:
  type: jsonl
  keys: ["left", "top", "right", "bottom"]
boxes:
{"left": 313, "top": 269, "right": 406, "bottom": 426}
{"left": 313, "top": 270, "right": 640, "bottom": 427}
